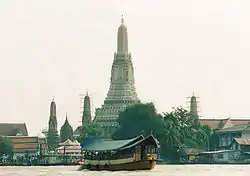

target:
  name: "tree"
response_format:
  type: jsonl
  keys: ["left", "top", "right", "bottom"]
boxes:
{"left": 160, "top": 107, "right": 213, "bottom": 160}
{"left": 112, "top": 104, "right": 213, "bottom": 161}
{"left": 112, "top": 103, "right": 164, "bottom": 140}
{"left": 0, "top": 136, "right": 13, "bottom": 157}
{"left": 77, "top": 123, "right": 102, "bottom": 142}
{"left": 85, "top": 123, "right": 102, "bottom": 137}
{"left": 47, "top": 130, "right": 60, "bottom": 151}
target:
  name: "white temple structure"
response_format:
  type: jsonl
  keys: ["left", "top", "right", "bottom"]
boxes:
{"left": 56, "top": 139, "right": 81, "bottom": 154}
{"left": 94, "top": 16, "right": 140, "bottom": 137}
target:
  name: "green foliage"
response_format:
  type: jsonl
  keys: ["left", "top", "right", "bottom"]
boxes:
{"left": 77, "top": 123, "right": 102, "bottom": 142}
{"left": 112, "top": 103, "right": 164, "bottom": 140}
{"left": 160, "top": 107, "right": 213, "bottom": 160}
{"left": 0, "top": 136, "right": 13, "bottom": 157}
{"left": 113, "top": 104, "right": 213, "bottom": 161}
{"left": 85, "top": 123, "right": 102, "bottom": 136}
{"left": 47, "top": 130, "right": 60, "bottom": 150}
{"left": 209, "top": 128, "right": 219, "bottom": 150}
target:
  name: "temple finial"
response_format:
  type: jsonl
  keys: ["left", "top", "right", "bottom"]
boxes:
{"left": 193, "top": 92, "right": 195, "bottom": 96}
{"left": 121, "top": 14, "right": 124, "bottom": 24}
{"left": 86, "top": 88, "right": 89, "bottom": 96}
{"left": 52, "top": 96, "right": 55, "bottom": 102}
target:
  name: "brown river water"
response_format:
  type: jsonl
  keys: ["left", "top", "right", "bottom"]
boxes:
{"left": 0, "top": 165, "right": 249, "bottom": 176}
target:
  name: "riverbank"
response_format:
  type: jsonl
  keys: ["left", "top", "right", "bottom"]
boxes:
{"left": 0, "top": 162, "right": 81, "bottom": 166}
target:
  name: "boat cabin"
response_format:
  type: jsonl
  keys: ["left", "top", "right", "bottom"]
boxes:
{"left": 81, "top": 135, "right": 159, "bottom": 163}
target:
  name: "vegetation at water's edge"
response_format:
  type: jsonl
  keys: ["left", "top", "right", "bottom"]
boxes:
{"left": 77, "top": 123, "right": 102, "bottom": 142}
{"left": 78, "top": 102, "right": 219, "bottom": 161}
{"left": 0, "top": 136, "right": 13, "bottom": 158}
{"left": 112, "top": 103, "right": 217, "bottom": 161}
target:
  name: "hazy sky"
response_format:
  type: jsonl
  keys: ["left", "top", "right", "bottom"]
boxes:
{"left": 0, "top": 0, "right": 250, "bottom": 135}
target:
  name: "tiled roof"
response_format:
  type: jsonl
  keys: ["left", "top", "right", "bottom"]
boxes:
{"left": 200, "top": 119, "right": 222, "bottom": 129}
{"left": 59, "top": 139, "right": 77, "bottom": 146}
{"left": 234, "top": 138, "right": 250, "bottom": 145}
{"left": 200, "top": 118, "right": 250, "bottom": 129}
{"left": 231, "top": 119, "right": 250, "bottom": 126}
{"left": 73, "top": 126, "right": 82, "bottom": 135}
{"left": 0, "top": 123, "right": 28, "bottom": 136}
{"left": 56, "top": 145, "right": 81, "bottom": 154}
{"left": 216, "top": 124, "right": 247, "bottom": 133}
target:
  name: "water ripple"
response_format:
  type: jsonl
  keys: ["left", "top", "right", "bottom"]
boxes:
{"left": 0, "top": 165, "right": 249, "bottom": 176}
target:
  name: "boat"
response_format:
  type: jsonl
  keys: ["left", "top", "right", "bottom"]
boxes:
{"left": 78, "top": 135, "right": 160, "bottom": 171}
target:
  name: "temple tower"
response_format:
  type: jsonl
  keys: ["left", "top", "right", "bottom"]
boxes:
{"left": 82, "top": 93, "right": 92, "bottom": 127}
{"left": 94, "top": 16, "right": 140, "bottom": 137}
{"left": 47, "top": 98, "right": 60, "bottom": 150}
{"left": 190, "top": 93, "right": 199, "bottom": 117}
{"left": 60, "top": 111, "right": 73, "bottom": 142}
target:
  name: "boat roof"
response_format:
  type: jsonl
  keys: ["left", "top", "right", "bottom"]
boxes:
{"left": 119, "top": 135, "right": 160, "bottom": 150}
{"left": 199, "top": 150, "right": 237, "bottom": 154}
{"left": 81, "top": 135, "right": 159, "bottom": 151}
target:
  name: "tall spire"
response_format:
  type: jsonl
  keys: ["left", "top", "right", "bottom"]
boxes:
{"left": 82, "top": 94, "right": 92, "bottom": 127}
{"left": 121, "top": 14, "right": 124, "bottom": 24}
{"left": 50, "top": 98, "right": 56, "bottom": 118}
{"left": 47, "top": 98, "right": 59, "bottom": 149}
{"left": 66, "top": 109, "right": 68, "bottom": 120}
{"left": 117, "top": 15, "right": 128, "bottom": 54}
{"left": 94, "top": 16, "right": 140, "bottom": 137}
{"left": 190, "top": 93, "right": 199, "bottom": 117}
{"left": 60, "top": 110, "right": 73, "bottom": 142}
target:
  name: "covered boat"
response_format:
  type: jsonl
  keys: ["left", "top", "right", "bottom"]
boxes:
{"left": 78, "top": 135, "right": 159, "bottom": 171}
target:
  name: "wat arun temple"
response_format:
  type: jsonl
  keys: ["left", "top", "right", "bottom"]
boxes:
{"left": 94, "top": 16, "right": 140, "bottom": 137}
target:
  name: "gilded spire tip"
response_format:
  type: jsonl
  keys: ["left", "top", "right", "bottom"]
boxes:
{"left": 121, "top": 14, "right": 124, "bottom": 24}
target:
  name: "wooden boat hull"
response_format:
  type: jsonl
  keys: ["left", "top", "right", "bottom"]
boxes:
{"left": 78, "top": 159, "right": 156, "bottom": 171}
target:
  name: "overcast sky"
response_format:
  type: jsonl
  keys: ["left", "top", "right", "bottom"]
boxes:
{"left": 0, "top": 0, "right": 250, "bottom": 135}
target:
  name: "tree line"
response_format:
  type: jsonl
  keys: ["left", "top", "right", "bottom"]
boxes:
{"left": 81, "top": 102, "right": 218, "bottom": 161}
{"left": 0, "top": 102, "right": 218, "bottom": 162}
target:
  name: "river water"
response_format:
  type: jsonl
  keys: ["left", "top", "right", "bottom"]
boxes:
{"left": 0, "top": 165, "right": 249, "bottom": 176}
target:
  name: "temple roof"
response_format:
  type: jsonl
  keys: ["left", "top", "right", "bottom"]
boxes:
{"left": 233, "top": 138, "right": 250, "bottom": 145}
{"left": 216, "top": 124, "right": 247, "bottom": 133}
{"left": 61, "top": 115, "right": 73, "bottom": 132}
{"left": 200, "top": 118, "right": 250, "bottom": 129}
{"left": 0, "top": 123, "right": 28, "bottom": 136}
{"left": 73, "top": 126, "right": 82, "bottom": 135}
{"left": 59, "top": 139, "right": 79, "bottom": 146}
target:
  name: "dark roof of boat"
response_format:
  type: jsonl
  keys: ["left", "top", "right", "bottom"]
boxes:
{"left": 120, "top": 135, "right": 160, "bottom": 150}
{"left": 81, "top": 135, "right": 159, "bottom": 151}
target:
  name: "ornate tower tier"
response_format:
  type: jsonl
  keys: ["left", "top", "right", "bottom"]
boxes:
{"left": 47, "top": 98, "right": 60, "bottom": 150}
{"left": 60, "top": 111, "right": 73, "bottom": 142}
{"left": 94, "top": 16, "right": 140, "bottom": 137}
{"left": 82, "top": 93, "right": 92, "bottom": 127}
{"left": 190, "top": 93, "right": 199, "bottom": 117}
